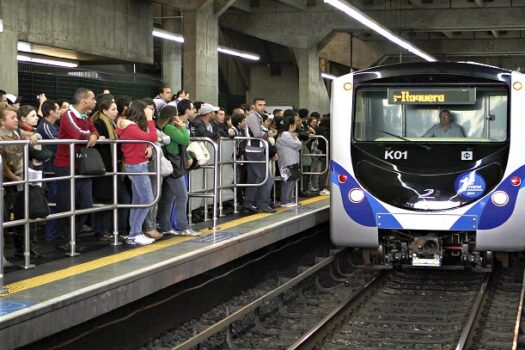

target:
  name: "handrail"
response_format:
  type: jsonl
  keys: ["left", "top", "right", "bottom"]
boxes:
{"left": 0, "top": 154, "right": 7, "bottom": 294}
{"left": 230, "top": 136, "right": 269, "bottom": 214}
{"left": 300, "top": 135, "right": 329, "bottom": 176}
{"left": 0, "top": 138, "right": 161, "bottom": 270}
{"left": 186, "top": 137, "right": 219, "bottom": 229}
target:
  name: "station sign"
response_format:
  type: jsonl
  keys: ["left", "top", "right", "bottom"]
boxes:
{"left": 387, "top": 87, "right": 476, "bottom": 105}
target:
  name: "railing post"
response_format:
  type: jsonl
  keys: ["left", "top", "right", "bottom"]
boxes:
{"left": 218, "top": 138, "right": 224, "bottom": 218}
{"left": 21, "top": 143, "right": 35, "bottom": 269}
{"left": 233, "top": 138, "right": 239, "bottom": 214}
{"left": 0, "top": 155, "right": 8, "bottom": 294}
{"left": 66, "top": 142, "right": 79, "bottom": 257}
{"left": 211, "top": 141, "right": 219, "bottom": 230}
{"left": 110, "top": 142, "right": 122, "bottom": 246}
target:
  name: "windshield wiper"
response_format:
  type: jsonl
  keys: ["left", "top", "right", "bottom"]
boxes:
{"left": 367, "top": 126, "right": 432, "bottom": 151}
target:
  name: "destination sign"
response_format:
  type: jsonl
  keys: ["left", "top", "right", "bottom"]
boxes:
{"left": 387, "top": 88, "right": 476, "bottom": 105}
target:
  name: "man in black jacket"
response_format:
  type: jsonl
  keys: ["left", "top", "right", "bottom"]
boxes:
{"left": 192, "top": 103, "right": 219, "bottom": 140}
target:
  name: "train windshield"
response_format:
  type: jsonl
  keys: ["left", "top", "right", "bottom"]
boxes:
{"left": 353, "top": 86, "right": 508, "bottom": 142}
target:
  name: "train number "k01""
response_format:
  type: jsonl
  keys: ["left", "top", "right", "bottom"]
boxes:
{"left": 384, "top": 150, "right": 408, "bottom": 160}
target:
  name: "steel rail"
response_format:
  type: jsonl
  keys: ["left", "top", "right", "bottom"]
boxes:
{"left": 455, "top": 272, "right": 491, "bottom": 350}
{"left": 287, "top": 269, "right": 386, "bottom": 349}
{"left": 171, "top": 249, "right": 344, "bottom": 350}
{"left": 512, "top": 267, "right": 525, "bottom": 350}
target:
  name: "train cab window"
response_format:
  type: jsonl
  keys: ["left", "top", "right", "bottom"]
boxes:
{"left": 354, "top": 86, "right": 508, "bottom": 142}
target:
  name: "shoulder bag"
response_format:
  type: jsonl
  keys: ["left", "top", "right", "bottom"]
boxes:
{"left": 77, "top": 147, "right": 106, "bottom": 175}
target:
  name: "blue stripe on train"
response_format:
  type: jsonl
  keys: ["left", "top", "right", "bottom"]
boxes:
{"left": 330, "top": 161, "right": 401, "bottom": 228}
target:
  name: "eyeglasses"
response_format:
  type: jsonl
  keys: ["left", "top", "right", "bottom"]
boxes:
{"left": 440, "top": 114, "right": 450, "bottom": 118}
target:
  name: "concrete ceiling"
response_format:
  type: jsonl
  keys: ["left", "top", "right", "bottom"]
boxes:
{"left": 215, "top": 0, "right": 525, "bottom": 70}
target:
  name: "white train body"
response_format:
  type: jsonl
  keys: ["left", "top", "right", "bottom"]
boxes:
{"left": 330, "top": 62, "right": 525, "bottom": 266}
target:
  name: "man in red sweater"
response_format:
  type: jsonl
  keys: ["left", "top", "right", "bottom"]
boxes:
{"left": 53, "top": 88, "right": 98, "bottom": 252}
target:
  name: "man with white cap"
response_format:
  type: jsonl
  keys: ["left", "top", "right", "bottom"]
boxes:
{"left": 5, "top": 94, "right": 22, "bottom": 110}
{"left": 192, "top": 102, "right": 220, "bottom": 140}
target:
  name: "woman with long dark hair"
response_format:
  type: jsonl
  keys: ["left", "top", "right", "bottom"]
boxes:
{"left": 116, "top": 100, "right": 158, "bottom": 245}
{"left": 91, "top": 96, "right": 131, "bottom": 239}
{"left": 156, "top": 105, "right": 200, "bottom": 236}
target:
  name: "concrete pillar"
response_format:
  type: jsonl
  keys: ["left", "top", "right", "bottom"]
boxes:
{"left": 294, "top": 47, "right": 330, "bottom": 114}
{"left": 162, "top": 8, "right": 182, "bottom": 91}
{"left": 0, "top": 29, "right": 18, "bottom": 94}
{"left": 183, "top": 2, "right": 219, "bottom": 105}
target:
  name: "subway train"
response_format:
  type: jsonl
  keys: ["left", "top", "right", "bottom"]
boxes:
{"left": 330, "top": 61, "right": 525, "bottom": 268}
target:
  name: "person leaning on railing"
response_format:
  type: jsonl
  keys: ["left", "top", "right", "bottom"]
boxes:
{"left": 91, "top": 96, "right": 131, "bottom": 240}
{"left": 116, "top": 100, "right": 157, "bottom": 246}
{"left": 0, "top": 105, "right": 43, "bottom": 261}
{"left": 156, "top": 105, "right": 200, "bottom": 237}
{"left": 53, "top": 88, "right": 99, "bottom": 252}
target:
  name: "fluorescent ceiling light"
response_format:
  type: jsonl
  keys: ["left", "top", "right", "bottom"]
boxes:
{"left": 321, "top": 73, "right": 337, "bottom": 80}
{"left": 152, "top": 29, "right": 184, "bottom": 43}
{"left": 0, "top": 19, "right": 4, "bottom": 33}
{"left": 17, "top": 54, "right": 78, "bottom": 68}
{"left": 217, "top": 46, "right": 260, "bottom": 61}
{"left": 324, "top": 0, "right": 436, "bottom": 62}
{"left": 17, "top": 41, "right": 32, "bottom": 53}
{"left": 152, "top": 29, "right": 259, "bottom": 61}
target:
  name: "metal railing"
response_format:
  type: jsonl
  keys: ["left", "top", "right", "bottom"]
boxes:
{"left": 0, "top": 139, "right": 161, "bottom": 274}
{"left": 0, "top": 134, "right": 328, "bottom": 293}
{"left": 187, "top": 136, "right": 270, "bottom": 224}
{"left": 300, "top": 135, "right": 330, "bottom": 192}
{"left": 186, "top": 137, "right": 219, "bottom": 230}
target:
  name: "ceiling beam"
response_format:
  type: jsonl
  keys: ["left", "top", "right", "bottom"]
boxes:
{"left": 215, "top": 0, "right": 238, "bottom": 17}
{"left": 370, "top": 37, "right": 525, "bottom": 57}
{"left": 276, "top": 0, "right": 306, "bottom": 10}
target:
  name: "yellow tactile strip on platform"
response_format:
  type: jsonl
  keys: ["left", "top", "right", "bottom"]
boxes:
{"left": 201, "top": 195, "right": 327, "bottom": 233}
{"left": 1, "top": 195, "right": 329, "bottom": 296}
{"left": 1, "top": 236, "right": 192, "bottom": 295}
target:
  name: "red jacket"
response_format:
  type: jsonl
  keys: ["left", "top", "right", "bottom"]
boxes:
{"left": 54, "top": 108, "right": 99, "bottom": 168}
{"left": 116, "top": 119, "right": 157, "bottom": 164}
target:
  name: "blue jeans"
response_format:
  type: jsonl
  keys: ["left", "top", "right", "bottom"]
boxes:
{"left": 158, "top": 175, "right": 189, "bottom": 232}
{"left": 126, "top": 163, "right": 153, "bottom": 238}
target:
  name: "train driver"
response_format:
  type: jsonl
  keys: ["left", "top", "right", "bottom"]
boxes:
{"left": 423, "top": 109, "right": 465, "bottom": 138}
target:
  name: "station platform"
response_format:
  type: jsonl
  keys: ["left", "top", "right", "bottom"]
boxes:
{"left": 0, "top": 196, "right": 329, "bottom": 349}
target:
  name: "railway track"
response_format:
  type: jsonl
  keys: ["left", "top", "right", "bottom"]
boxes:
{"left": 142, "top": 253, "right": 525, "bottom": 350}
{"left": 144, "top": 249, "right": 377, "bottom": 349}
{"left": 295, "top": 263, "right": 525, "bottom": 350}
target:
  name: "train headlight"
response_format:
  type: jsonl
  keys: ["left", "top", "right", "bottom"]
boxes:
{"left": 491, "top": 191, "right": 509, "bottom": 207}
{"left": 511, "top": 176, "right": 521, "bottom": 186}
{"left": 338, "top": 174, "right": 348, "bottom": 183}
{"left": 349, "top": 188, "right": 365, "bottom": 203}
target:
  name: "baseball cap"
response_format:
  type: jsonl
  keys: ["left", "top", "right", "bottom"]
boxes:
{"left": 199, "top": 103, "right": 220, "bottom": 115}
{"left": 6, "top": 94, "right": 22, "bottom": 105}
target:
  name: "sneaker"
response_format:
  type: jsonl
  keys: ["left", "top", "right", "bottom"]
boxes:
{"left": 260, "top": 207, "right": 277, "bottom": 213}
{"left": 319, "top": 189, "right": 330, "bottom": 195}
{"left": 282, "top": 202, "right": 297, "bottom": 208}
{"left": 127, "top": 234, "right": 155, "bottom": 246}
{"left": 144, "top": 229, "right": 163, "bottom": 240}
{"left": 181, "top": 229, "right": 202, "bottom": 237}
{"left": 3, "top": 256, "right": 13, "bottom": 267}
{"left": 309, "top": 187, "right": 319, "bottom": 192}
{"left": 163, "top": 229, "right": 183, "bottom": 236}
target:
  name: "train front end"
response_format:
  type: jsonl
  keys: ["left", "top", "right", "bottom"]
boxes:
{"left": 330, "top": 62, "right": 525, "bottom": 268}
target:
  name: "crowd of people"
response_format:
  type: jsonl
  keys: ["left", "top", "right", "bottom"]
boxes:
{"left": 0, "top": 87, "right": 330, "bottom": 266}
